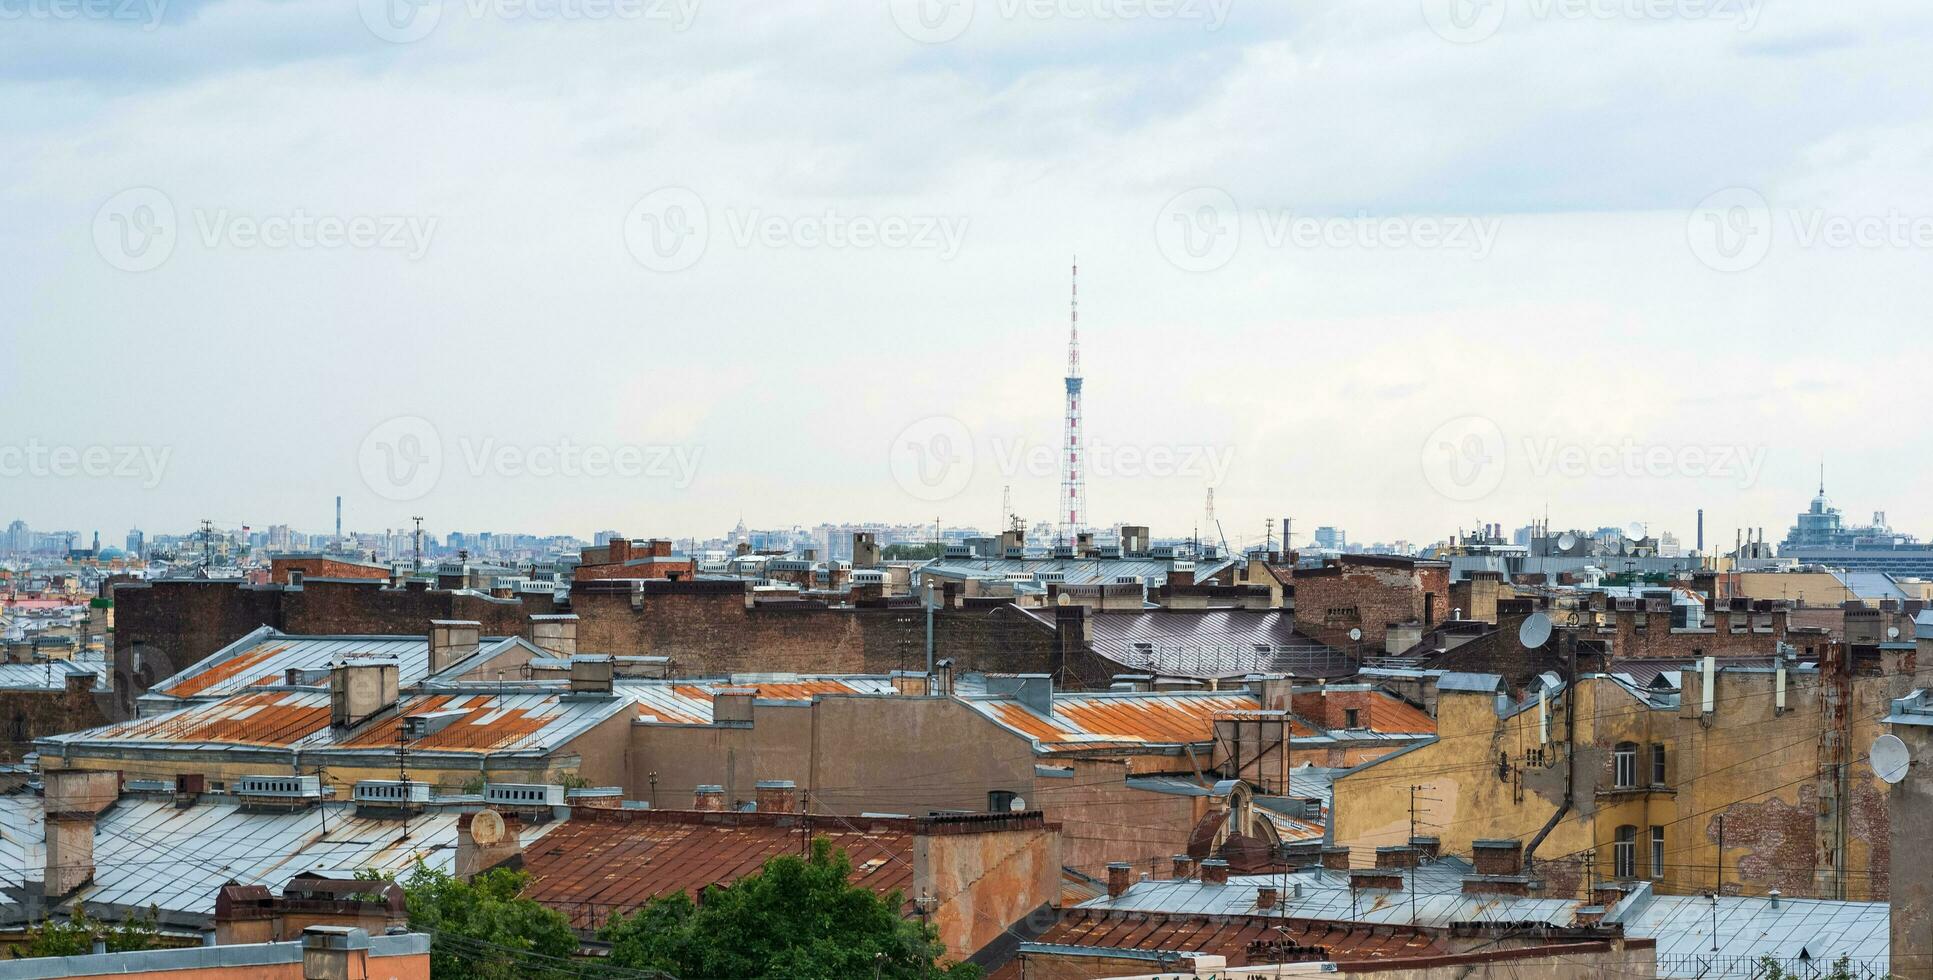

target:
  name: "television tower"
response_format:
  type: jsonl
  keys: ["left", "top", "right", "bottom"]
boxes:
{"left": 1059, "top": 257, "right": 1088, "bottom": 544}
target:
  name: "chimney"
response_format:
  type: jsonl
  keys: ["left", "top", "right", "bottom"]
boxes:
{"left": 694, "top": 785, "right": 726, "bottom": 811}
{"left": 1472, "top": 839, "right": 1524, "bottom": 877}
{"left": 1200, "top": 859, "right": 1230, "bottom": 885}
{"left": 524, "top": 614, "right": 578, "bottom": 658}
{"left": 1256, "top": 884, "right": 1279, "bottom": 910}
{"left": 1376, "top": 846, "right": 1418, "bottom": 870}
{"left": 43, "top": 769, "right": 119, "bottom": 897}
{"left": 1171, "top": 854, "right": 1196, "bottom": 880}
{"left": 1713, "top": 606, "right": 1732, "bottom": 635}
{"left": 649, "top": 539, "right": 672, "bottom": 558}
{"left": 428, "top": 620, "right": 481, "bottom": 674}
{"left": 713, "top": 689, "right": 756, "bottom": 724}
{"left": 1409, "top": 836, "right": 1440, "bottom": 861}
{"left": 1106, "top": 862, "right": 1133, "bottom": 899}
{"left": 455, "top": 809, "right": 522, "bottom": 879}
{"left": 755, "top": 779, "right": 798, "bottom": 813}
{"left": 608, "top": 539, "right": 632, "bottom": 563}
{"left": 569, "top": 656, "right": 614, "bottom": 694}
{"left": 301, "top": 925, "right": 371, "bottom": 980}
{"left": 1350, "top": 869, "right": 1404, "bottom": 891}
{"left": 1321, "top": 846, "right": 1351, "bottom": 871}
{"left": 330, "top": 660, "right": 399, "bottom": 729}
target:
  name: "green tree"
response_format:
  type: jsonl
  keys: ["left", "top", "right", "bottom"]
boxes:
{"left": 1758, "top": 955, "right": 1857, "bottom": 980}
{"left": 14, "top": 906, "right": 160, "bottom": 959}
{"left": 599, "top": 836, "right": 979, "bottom": 980}
{"left": 383, "top": 863, "right": 581, "bottom": 980}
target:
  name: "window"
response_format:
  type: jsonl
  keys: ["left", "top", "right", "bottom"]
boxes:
{"left": 988, "top": 790, "right": 1018, "bottom": 813}
{"left": 1613, "top": 742, "right": 1638, "bottom": 789}
{"left": 1650, "top": 827, "right": 1666, "bottom": 880}
{"left": 1344, "top": 708, "right": 1361, "bottom": 729}
{"left": 1651, "top": 744, "right": 1667, "bottom": 786}
{"left": 1613, "top": 826, "right": 1637, "bottom": 879}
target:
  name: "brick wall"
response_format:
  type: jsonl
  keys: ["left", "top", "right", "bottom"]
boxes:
{"left": 1289, "top": 558, "right": 1447, "bottom": 651}
{"left": 110, "top": 579, "right": 550, "bottom": 719}
{"left": 0, "top": 676, "right": 109, "bottom": 762}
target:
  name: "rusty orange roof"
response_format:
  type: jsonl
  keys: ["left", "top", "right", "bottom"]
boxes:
{"left": 164, "top": 643, "right": 288, "bottom": 697}
{"left": 629, "top": 676, "right": 900, "bottom": 726}
{"left": 988, "top": 907, "right": 1447, "bottom": 977}
{"left": 966, "top": 691, "right": 1264, "bottom": 752}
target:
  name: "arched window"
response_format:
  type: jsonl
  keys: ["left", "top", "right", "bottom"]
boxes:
{"left": 1613, "top": 742, "right": 1638, "bottom": 789}
{"left": 1613, "top": 825, "right": 1637, "bottom": 879}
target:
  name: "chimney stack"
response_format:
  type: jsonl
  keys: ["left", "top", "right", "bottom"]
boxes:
{"left": 569, "top": 655, "right": 614, "bottom": 694}
{"left": 43, "top": 769, "right": 118, "bottom": 897}
{"left": 1171, "top": 854, "right": 1196, "bottom": 880}
{"left": 1321, "top": 846, "right": 1351, "bottom": 871}
{"left": 693, "top": 785, "right": 726, "bottom": 812}
{"left": 428, "top": 620, "right": 482, "bottom": 674}
{"left": 1200, "top": 859, "right": 1230, "bottom": 885}
{"left": 525, "top": 614, "right": 578, "bottom": 658}
{"left": 755, "top": 780, "right": 798, "bottom": 813}
{"left": 1256, "top": 884, "right": 1279, "bottom": 910}
{"left": 1472, "top": 839, "right": 1525, "bottom": 877}
{"left": 1106, "top": 862, "right": 1133, "bottom": 899}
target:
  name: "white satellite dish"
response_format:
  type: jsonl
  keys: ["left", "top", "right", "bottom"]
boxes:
{"left": 1889, "top": 626, "right": 1902, "bottom": 640}
{"left": 470, "top": 808, "right": 506, "bottom": 846}
{"left": 1557, "top": 532, "right": 1577, "bottom": 551}
{"left": 1519, "top": 612, "right": 1553, "bottom": 649}
{"left": 1627, "top": 522, "right": 1647, "bottom": 540}
{"left": 1872, "top": 734, "right": 1912, "bottom": 785}
{"left": 1008, "top": 795, "right": 1027, "bottom": 813}
{"left": 1348, "top": 628, "right": 1363, "bottom": 642}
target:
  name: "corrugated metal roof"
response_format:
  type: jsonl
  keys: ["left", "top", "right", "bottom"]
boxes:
{"left": 962, "top": 690, "right": 1264, "bottom": 751}
{"left": 992, "top": 907, "right": 1445, "bottom": 977}
{"left": 48, "top": 687, "right": 639, "bottom": 757}
{"left": 919, "top": 557, "right": 1183, "bottom": 586}
{"left": 151, "top": 632, "right": 430, "bottom": 700}
{"left": 0, "top": 659, "right": 105, "bottom": 691}
{"left": 0, "top": 795, "right": 565, "bottom": 921}
{"left": 628, "top": 676, "right": 899, "bottom": 726}
{"left": 522, "top": 809, "right": 917, "bottom": 930}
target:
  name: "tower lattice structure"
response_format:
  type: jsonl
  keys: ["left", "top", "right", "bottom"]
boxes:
{"left": 1060, "top": 258, "right": 1088, "bottom": 544}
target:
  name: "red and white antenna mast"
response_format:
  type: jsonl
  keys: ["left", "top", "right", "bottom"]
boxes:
{"left": 1059, "top": 256, "right": 1088, "bottom": 544}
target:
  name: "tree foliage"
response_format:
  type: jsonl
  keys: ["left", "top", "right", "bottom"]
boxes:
{"left": 15, "top": 906, "right": 160, "bottom": 959}
{"left": 385, "top": 863, "right": 580, "bottom": 980}
{"left": 598, "top": 836, "right": 979, "bottom": 980}
{"left": 882, "top": 542, "right": 948, "bottom": 561}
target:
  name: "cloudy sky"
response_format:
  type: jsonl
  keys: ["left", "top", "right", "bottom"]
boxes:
{"left": 4, "top": 0, "right": 1930, "bottom": 548}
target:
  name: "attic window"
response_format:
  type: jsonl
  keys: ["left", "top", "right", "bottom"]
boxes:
{"left": 1344, "top": 708, "right": 1361, "bottom": 729}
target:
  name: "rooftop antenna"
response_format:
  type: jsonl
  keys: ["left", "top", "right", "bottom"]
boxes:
{"left": 411, "top": 516, "right": 425, "bottom": 570}
{"left": 1058, "top": 255, "right": 1088, "bottom": 545}
{"left": 1001, "top": 485, "right": 1012, "bottom": 533}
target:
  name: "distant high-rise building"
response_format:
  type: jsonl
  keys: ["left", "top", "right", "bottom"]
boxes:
{"left": 126, "top": 529, "right": 145, "bottom": 558}
{"left": 4, "top": 521, "right": 25, "bottom": 556}
{"left": 594, "top": 530, "right": 623, "bottom": 546}
{"left": 1314, "top": 526, "right": 1346, "bottom": 550}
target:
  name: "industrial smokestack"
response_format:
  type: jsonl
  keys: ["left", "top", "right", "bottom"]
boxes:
{"left": 336, "top": 496, "right": 343, "bottom": 544}
{"left": 1697, "top": 509, "right": 1704, "bottom": 553}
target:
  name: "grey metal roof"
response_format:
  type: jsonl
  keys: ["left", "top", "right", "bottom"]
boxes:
{"left": 1078, "top": 610, "right": 1353, "bottom": 681}
{"left": 1437, "top": 672, "right": 1503, "bottom": 693}
{"left": 0, "top": 659, "right": 105, "bottom": 691}
{"left": 0, "top": 795, "right": 566, "bottom": 924}
{"left": 918, "top": 556, "right": 1184, "bottom": 586}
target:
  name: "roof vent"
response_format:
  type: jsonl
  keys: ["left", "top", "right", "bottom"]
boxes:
{"left": 484, "top": 783, "right": 565, "bottom": 808}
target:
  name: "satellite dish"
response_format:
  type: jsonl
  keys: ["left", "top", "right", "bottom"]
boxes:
{"left": 1873, "top": 735, "right": 1912, "bottom": 784}
{"left": 1627, "top": 522, "right": 1647, "bottom": 540}
{"left": 1889, "top": 626, "right": 1902, "bottom": 640}
{"left": 1008, "top": 795, "right": 1027, "bottom": 813}
{"left": 1056, "top": 592, "right": 1070, "bottom": 607}
{"left": 1519, "top": 612, "right": 1553, "bottom": 649}
{"left": 470, "top": 808, "right": 506, "bottom": 846}
{"left": 1557, "top": 532, "right": 1577, "bottom": 551}
{"left": 1348, "top": 628, "right": 1363, "bottom": 642}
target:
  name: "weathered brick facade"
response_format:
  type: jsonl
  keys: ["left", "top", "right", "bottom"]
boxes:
{"left": 1287, "top": 556, "right": 1450, "bottom": 651}
{"left": 0, "top": 674, "right": 109, "bottom": 763}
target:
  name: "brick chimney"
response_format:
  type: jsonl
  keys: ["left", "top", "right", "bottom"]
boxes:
{"left": 1171, "top": 854, "right": 1196, "bottom": 880}
{"left": 608, "top": 539, "right": 632, "bottom": 563}
{"left": 1350, "top": 869, "right": 1403, "bottom": 891}
{"left": 1106, "top": 862, "right": 1133, "bottom": 899}
{"left": 1472, "top": 839, "right": 1524, "bottom": 877}
{"left": 428, "top": 620, "right": 482, "bottom": 674}
{"left": 1321, "top": 846, "right": 1351, "bottom": 871}
{"left": 755, "top": 780, "right": 798, "bottom": 813}
{"left": 1200, "top": 859, "right": 1230, "bottom": 885}
{"left": 1256, "top": 884, "right": 1279, "bottom": 910}
{"left": 694, "top": 785, "right": 726, "bottom": 811}
{"left": 1410, "top": 836, "right": 1440, "bottom": 861}
{"left": 1376, "top": 846, "right": 1418, "bottom": 870}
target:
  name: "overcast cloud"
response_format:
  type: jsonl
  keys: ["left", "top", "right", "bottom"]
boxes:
{"left": 3, "top": 0, "right": 1929, "bottom": 547}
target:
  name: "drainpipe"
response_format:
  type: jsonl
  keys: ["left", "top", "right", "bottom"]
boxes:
{"left": 1525, "top": 629, "right": 1578, "bottom": 871}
